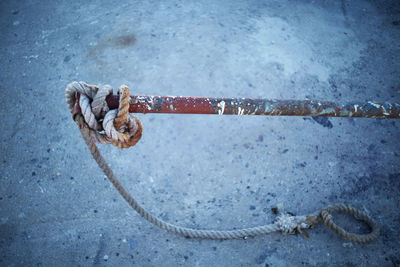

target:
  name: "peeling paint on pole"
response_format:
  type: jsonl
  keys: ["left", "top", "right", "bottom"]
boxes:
{"left": 105, "top": 95, "right": 400, "bottom": 119}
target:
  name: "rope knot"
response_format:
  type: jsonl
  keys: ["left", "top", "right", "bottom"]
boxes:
{"left": 273, "top": 204, "right": 313, "bottom": 237}
{"left": 66, "top": 81, "right": 142, "bottom": 148}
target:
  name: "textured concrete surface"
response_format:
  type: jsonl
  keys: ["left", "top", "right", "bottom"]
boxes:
{"left": 1, "top": 0, "right": 400, "bottom": 266}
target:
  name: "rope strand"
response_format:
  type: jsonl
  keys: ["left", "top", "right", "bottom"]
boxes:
{"left": 66, "top": 81, "right": 380, "bottom": 243}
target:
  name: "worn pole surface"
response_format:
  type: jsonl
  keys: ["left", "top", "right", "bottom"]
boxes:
{"left": 105, "top": 95, "right": 400, "bottom": 118}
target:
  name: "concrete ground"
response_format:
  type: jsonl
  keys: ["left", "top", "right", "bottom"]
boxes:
{"left": 1, "top": 0, "right": 400, "bottom": 266}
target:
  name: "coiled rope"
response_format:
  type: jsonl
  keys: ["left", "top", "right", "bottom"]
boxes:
{"left": 65, "top": 81, "right": 380, "bottom": 242}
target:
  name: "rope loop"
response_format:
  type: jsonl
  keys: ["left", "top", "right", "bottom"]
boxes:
{"left": 320, "top": 204, "right": 380, "bottom": 243}
{"left": 66, "top": 81, "right": 142, "bottom": 148}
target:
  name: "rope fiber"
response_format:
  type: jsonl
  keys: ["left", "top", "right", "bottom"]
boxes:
{"left": 66, "top": 81, "right": 380, "bottom": 242}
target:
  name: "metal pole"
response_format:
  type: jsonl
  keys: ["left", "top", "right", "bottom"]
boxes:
{"left": 105, "top": 94, "right": 400, "bottom": 118}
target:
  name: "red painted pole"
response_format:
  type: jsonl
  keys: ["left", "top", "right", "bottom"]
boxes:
{"left": 105, "top": 94, "right": 400, "bottom": 118}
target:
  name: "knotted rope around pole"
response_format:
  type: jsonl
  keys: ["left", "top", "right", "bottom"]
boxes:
{"left": 65, "top": 81, "right": 380, "bottom": 242}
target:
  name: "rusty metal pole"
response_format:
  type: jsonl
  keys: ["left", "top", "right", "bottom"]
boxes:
{"left": 105, "top": 94, "right": 400, "bottom": 118}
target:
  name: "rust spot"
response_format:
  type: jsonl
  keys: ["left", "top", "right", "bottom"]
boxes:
{"left": 88, "top": 33, "right": 136, "bottom": 65}
{"left": 112, "top": 34, "right": 136, "bottom": 48}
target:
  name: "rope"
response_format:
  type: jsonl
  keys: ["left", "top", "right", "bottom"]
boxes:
{"left": 65, "top": 81, "right": 380, "bottom": 242}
